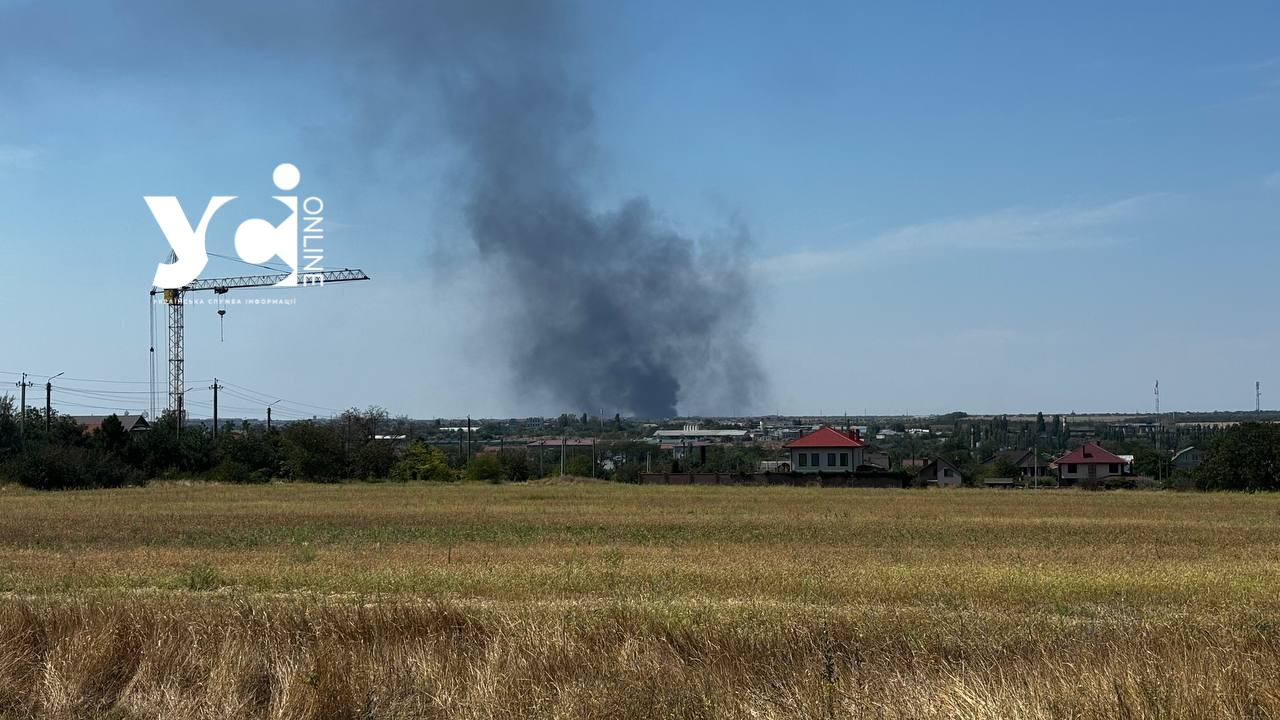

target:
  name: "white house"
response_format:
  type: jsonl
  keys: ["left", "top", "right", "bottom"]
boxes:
{"left": 783, "top": 426, "right": 867, "bottom": 474}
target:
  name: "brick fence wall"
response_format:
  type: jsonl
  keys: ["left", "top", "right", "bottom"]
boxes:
{"left": 639, "top": 472, "right": 910, "bottom": 488}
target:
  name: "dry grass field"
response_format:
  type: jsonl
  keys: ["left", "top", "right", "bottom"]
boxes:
{"left": 0, "top": 481, "right": 1278, "bottom": 719}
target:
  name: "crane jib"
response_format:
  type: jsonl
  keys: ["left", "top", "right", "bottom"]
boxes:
{"left": 152, "top": 269, "right": 370, "bottom": 294}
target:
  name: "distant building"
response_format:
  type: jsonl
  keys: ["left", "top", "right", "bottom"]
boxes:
{"left": 373, "top": 434, "right": 410, "bottom": 450}
{"left": 527, "top": 438, "right": 596, "bottom": 448}
{"left": 986, "top": 449, "right": 1051, "bottom": 478}
{"left": 917, "top": 458, "right": 964, "bottom": 487}
{"left": 783, "top": 426, "right": 867, "bottom": 474}
{"left": 1053, "top": 442, "right": 1129, "bottom": 485}
{"left": 863, "top": 451, "right": 890, "bottom": 470}
{"left": 1172, "top": 446, "right": 1203, "bottom": 470}
{"left": 652, "top": 424, "right": 751, "bottom": 444}
{"left": 72, "top": 414, "right": 150, "bottom": 434}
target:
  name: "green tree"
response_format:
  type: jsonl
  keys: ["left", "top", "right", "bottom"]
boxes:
{"left": 138, "top": 412, "right": 213, "bottom": 475}
{"left": 216, "top": 423, "right": 281, "bottom": 479}
{"left": 0, "top": 394, "right": 19, "bottom": 457}
{"left": 465, "top": 453, "right": 504, "bottom": 483}
{"left": 988, "top": 456, "right": 1021, "bottom": 479}
{"left": 1129, "top": 446, "right": 1171, "bottom": 480}
{"left": 94, "top": 414, "right": 129, "bottom": 456}
{"left": 391, "top": 442, "right": 457, "bottom": 482}
{"left": 497, "top": 450, "right": 530, "bottom": 483}
{"left": 1195, "top": 422, "right": 1280, "bottom": 491}
{"left": 350, "top": 440, "right": 396, "bottom": 479}
{"left": 280, "top": 421, "right": 345, "bottom": 481}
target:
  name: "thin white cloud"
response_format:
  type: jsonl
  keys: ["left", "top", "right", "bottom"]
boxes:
{"left": 0, "top": 144, "right": 39, "bottom": 169}
{"left": 758, "top": 195, "right": 1160, "bottom": 283}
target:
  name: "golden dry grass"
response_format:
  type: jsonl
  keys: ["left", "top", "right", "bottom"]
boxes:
{"left": 0, "top": 482, "right": 1278, "bottom": 718}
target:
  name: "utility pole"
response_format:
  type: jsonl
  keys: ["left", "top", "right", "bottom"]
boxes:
{"left": 560, "top": 435, "right": 566, "bottom": 477}
{"left": 1258, "top": 381, "right": 1262, "bottom": 414}
{"left": 466, "top": 415, "right": 472, "bottom": 459}
{"left": 14, "top": 373, "right": 32, "bottom": 439}
{"left": 45, "top": 372, "right": 63, "bottom": 435}
{"left": 1033, "top": 438, "right": 1039, "bottom": 490}
{"left": 210, "top": 378, "right": 223, "bottom": 441}
{"left": 267, "top": 399, "right": 281, "bottom": 431}
{"left": 1154, "top": 379, "right": 1163, "bottom": 486}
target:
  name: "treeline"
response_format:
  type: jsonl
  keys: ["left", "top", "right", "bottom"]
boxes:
{"left": 1191, "top": 422, "right": 1280, "bottom": 491}
{"left": 0, "top": 400, "right": 500, "bottom": 489}
{"left": 0, "top": 398, "right": 725, "bottom": 489}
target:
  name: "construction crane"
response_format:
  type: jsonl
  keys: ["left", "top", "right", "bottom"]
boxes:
{"left": 149, "top": 262, "right": 370, "bottom": 426}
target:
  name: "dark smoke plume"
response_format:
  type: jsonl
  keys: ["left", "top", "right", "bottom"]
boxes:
{"left": 397, "top": 0, "right": 765, "bottom": 418}
{"left": 0, "top": 0, "right": 767, "bottom": 418}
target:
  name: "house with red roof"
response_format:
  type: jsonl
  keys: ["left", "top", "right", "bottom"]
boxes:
{"left": 1052, "top": 442, "right": 1130, "bottom": 485}
{"left": 783, "top": 426, "right": 867, "bottom": 474}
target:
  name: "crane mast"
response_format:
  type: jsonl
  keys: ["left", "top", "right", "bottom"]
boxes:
{"left": 150, "top": 267, "right": 369, "bottom": 426}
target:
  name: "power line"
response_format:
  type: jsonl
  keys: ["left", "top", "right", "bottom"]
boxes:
{"left": 219, "top": 380, "right": 344, "bottom": 414}
{"left": 5, "top": 369, "right": 343, "bottom": 419}
{"left": 207, "top": 251, "right": 291, "bottom": 274}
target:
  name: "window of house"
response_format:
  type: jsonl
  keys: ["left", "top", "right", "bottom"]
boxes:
{"left": 1067, "top": 464, "right": 1077, "bottom": 473}
{"left": 1109, "top": 463, "right": 1118, "bottom": 474}
{"left": 798, "top": 453, "right": 807, "bottom": 467}
{"left": 811, "top": 453, "right": 820, "bottom": 467}
{"left": 943, "top": 468, "right": 953, "bottom": 477}
{"left": 827, "top": 453, "right": 837, "bottom": 466}
{"left": 840, "top": 452, "right": 849, "bottom": 467}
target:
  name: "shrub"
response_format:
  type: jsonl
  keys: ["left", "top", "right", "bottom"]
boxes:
{"left": 179, "top": 563, "right": 223, "bottom": 591}
{"left": 465, "top": 453, "right": 504, "bottom": 483}
{"left": 391, "top": 442, "right": 457, "bottom": 482}
{"left": 350, "top": 440, "right": 397, "bottom": 480}
{"left": 280, "top": 422, "right": 346, "bottom": 482}
{"left": 207, "top": 460, "right": 264, "bottom": 484}
{"left": 7, "top": 445, "right": 144, "bottom": 490}
{"left": 1102, "top": 476, "right": 1137, "bottom": 490}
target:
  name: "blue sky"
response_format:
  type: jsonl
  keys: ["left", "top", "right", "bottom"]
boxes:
{"left": 1, "top": 1, "right": 1278, "bottom": 418}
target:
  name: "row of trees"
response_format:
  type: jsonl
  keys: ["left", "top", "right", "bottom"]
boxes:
{"left": 0, "top": 397, "right": 647, "bottom": 489}
{"left": 5, "top": 389, "right": 1280, "bottom": 491}
{"left": 0, "top": 399, "right": 476, "bottom": 489}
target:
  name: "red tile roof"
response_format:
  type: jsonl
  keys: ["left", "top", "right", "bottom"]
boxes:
{"left": 1055, "top": 442, "right": 1126, "bottom": 465}
{"left": 784, "top": 426, "right": 867, "bottom": 449}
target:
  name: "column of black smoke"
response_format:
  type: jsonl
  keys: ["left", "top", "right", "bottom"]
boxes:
{"left": 48, "top": 0, "right": 766, "bottom": 418}
{"left": 386, "top": 0, "right": 764, "bottom": 418}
